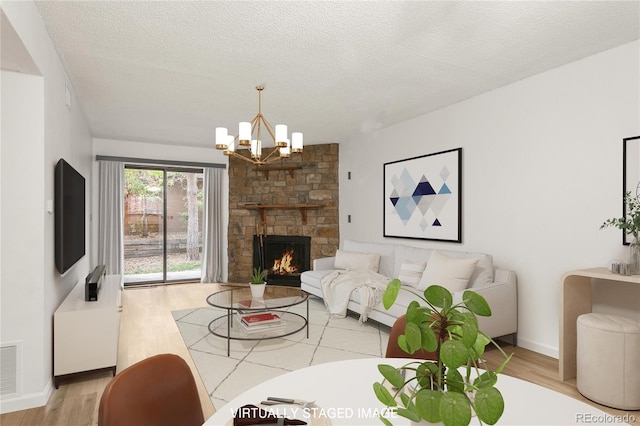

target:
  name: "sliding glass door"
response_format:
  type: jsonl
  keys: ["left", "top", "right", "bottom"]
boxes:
{"left": 123, "top": 166, "right": 203, "bottom": 285}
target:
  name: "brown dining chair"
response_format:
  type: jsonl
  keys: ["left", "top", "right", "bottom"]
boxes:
{"left": 98, "top": 353, "right": 204, "bottom": 426}
{"left": 386, "top": 315, "right": 438, "bottom": 360}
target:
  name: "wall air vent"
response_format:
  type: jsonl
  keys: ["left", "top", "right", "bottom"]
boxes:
{"left": 0, "top": 343, "right": 19, "bottom": 396}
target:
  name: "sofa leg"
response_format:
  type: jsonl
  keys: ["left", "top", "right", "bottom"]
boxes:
{"left": 496, "top": 333, "right": 517, "bottom": 347}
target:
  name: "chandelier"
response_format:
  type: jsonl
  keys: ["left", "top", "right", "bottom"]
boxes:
{"left": 215, "top": 86, "right": 303, "bottom": 165}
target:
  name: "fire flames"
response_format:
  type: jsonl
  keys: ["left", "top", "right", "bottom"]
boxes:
{"left": 271, "top": 249, "right": 298, "bottom": 275}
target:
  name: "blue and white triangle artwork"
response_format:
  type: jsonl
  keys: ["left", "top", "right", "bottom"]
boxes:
{"left": 388, "top": 167, "right": 453, "bottom": 228}
{"left": 384, "top": 149, "right": 460, "bottom": 241}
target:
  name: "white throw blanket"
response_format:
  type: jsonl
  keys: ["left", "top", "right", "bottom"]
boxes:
{"left": 320, "top": 270, "right": 390, "bottom": 322}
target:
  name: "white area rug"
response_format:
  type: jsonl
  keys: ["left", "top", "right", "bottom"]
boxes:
{"left": 173, "top": 296, "right": 390, "bottom": 410}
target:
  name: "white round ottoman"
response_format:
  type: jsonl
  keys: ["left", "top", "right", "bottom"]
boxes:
{"left": 577, "top": 313, "right": 640, "bottom": 410}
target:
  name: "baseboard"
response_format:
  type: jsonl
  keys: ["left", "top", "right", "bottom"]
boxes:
{"left": 0, "top": 378, "right": 53, "bottom": 414}
{"left": 516, "top": 336, "right": 559, "bottom": 359}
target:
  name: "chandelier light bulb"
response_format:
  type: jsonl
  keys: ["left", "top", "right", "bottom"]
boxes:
{"left": 215, "top": 127, "right": 228, "bottom": 150}
{"left": 275, "top": 124, "right": 288, "bottom": 147}
{"left": 223, "top": 135, "right": 235, "bottom": 156}
{"left": 280, "top": 139, "right": 291, "bottom": 158}
{"left": 238, "top": 122, "right": 251, "bottom": 146}
{"left": 251, "top": 140, "right": 262, "bottom": 159}
{"left": 291, "top": 132, "right": 303, "bottom": 153}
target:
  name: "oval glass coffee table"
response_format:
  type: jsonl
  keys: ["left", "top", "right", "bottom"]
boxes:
{"left": 206, "top": 285, "right": 309, "bottom": 356}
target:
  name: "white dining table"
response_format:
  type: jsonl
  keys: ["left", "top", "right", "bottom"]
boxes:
{"left": 203, "top": 358, "right": 630, "bottom": 426}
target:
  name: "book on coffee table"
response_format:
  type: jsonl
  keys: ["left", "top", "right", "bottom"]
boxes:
{"left": 238, "top": 312, "right": 285, "bottom": 334}
{"left": 239, "top": 319, "right": 286, "bottom": 334}
{"left": 240, "top": 312, "right": 281, "bottom": 326}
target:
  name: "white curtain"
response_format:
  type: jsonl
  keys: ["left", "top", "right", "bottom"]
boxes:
{"left": 201, "top": 167, "right": 224, "bottom": 283}
{"left": 98, "top": 161, "right": 124, "bottom": 275}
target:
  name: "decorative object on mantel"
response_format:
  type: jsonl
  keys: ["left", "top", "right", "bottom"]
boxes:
{"left": 215, "top": 86, "right": 303, "bottom": 165}
{"left": 601, "top": 191, "right": 640, "bottom": 274}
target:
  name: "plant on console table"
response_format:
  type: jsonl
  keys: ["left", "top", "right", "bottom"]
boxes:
{"left": 601, "top": 191, "right": 640, "bottom": 274}
{"left": 374, "top": 280, "right": 512, "bottom": 426}
{"left": 250, "top": 267, "right": 268, "bottom": 298}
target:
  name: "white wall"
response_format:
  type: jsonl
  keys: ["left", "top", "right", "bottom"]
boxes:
{"left": 92, "top": 138, "right": 229, "bottom": 281}
{"left": 340, "top": 41, "right": 640, "bottom": 357}
{"left": 1, "top": 2, "right": 92, "bottom": 413}
{"left": 1, "top": 70, "right": 45, "bottom": 408}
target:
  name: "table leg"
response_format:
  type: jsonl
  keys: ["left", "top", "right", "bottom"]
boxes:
{"left": 306, "top": 298, "right": 309, "bottom": 338}
{"left": 559, "top": 274, "right": 592, "bottom": 381}
{"left": 227, "top": 308, "right": 231, "bottom": 356}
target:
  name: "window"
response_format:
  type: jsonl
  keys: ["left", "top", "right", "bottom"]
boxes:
{"left": 123, "top": 166, "right": 203, "bottom": 285}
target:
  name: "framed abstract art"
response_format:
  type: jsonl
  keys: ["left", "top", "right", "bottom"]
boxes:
{"left": 623, "top": 136, "right": 640, "bottom": 245}
{"left": 383, "top": 148, "right": 462, "bottom": 242}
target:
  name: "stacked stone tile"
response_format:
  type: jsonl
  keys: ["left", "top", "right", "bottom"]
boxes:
{"left": 227, "top": 144, "right": 339, "bottom": 283}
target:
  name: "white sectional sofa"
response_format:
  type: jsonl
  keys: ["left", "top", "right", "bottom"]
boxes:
{"left": 301, "top": 239, "right": 518, "bottom": 343}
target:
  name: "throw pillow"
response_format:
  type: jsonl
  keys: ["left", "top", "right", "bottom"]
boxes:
{"left": 334, "top": 249, "right": 380, "bottom": 272}
{"left": 417, "top": 250, "right": 478, "bottom": 292}
{"left": 398, "top": 259, "right": 427, "bottom": 288}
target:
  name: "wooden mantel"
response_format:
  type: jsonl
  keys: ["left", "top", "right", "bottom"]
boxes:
{"left": 241, "top": 203, "right": 324, "bottom": 225}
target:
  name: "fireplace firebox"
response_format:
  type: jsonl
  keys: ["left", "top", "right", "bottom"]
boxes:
{"left": 253, "top": 235, "right": 311, "bottom": 286}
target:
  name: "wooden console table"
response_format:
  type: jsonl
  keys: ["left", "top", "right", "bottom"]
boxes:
{"left": 559, "top": 267, "right": 640, "bottom": 381}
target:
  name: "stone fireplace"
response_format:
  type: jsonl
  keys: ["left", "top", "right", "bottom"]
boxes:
{"left": 253, "top": 235, "right": 311, "bottom": 286}
{"left": 227, "top": 144, "right": 339, "bottom": 283}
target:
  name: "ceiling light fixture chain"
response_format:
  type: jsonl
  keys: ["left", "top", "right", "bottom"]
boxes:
{"left": 215, "top": 86, "right": 303, "bottom": 165}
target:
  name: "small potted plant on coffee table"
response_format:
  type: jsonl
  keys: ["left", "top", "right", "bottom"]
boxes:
{"left": 250, "top": 267, "right": 268, "bottom": 298}
{"left": 373, "top": 280, "right": 512, "bottom": 426}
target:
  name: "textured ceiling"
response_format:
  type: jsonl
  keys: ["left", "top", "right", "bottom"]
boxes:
{"left": 34, "top": 1, "right": 639, "bottom": 148}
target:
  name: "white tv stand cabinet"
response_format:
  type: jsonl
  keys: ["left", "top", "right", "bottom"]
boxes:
{"left": 53, "top": 274, "right": 122, "bottom": 388}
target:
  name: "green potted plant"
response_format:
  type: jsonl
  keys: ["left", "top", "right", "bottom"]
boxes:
{"left": 601, "top": 191, "right": 640, "bottom": 273}
{"left": 250, "top": 267, "right": 268, "bottom": 298}
{"left": 374, "top": 280, "right": 512, "bottom": 426}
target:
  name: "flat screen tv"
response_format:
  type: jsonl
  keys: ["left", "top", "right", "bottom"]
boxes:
{"left": 55, "top": 159, "right": 86, "bottom": 274}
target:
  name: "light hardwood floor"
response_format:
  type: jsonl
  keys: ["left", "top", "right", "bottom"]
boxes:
{"left": 1, "top": 283, "right": 638, "bottom": 425}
